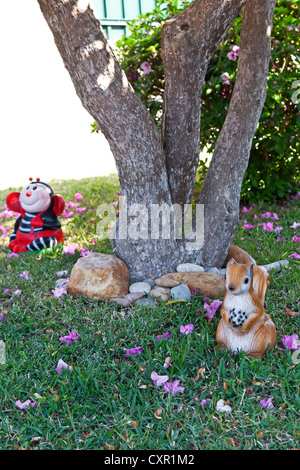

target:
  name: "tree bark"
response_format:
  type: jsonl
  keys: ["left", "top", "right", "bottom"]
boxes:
{"left": 198, "top": 0, "right": 277, "bottom": 268}
{"left": 37, "top": 0, "right": 187, "bottom": 280}
{"left": 36, "top": 0, "right": 276, "bottom": 280}
{"left": 37, "top": 0, "right": 170, "bottom": 208}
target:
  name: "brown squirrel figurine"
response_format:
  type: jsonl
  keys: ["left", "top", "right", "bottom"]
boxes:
{"left": 216, "top": 258, "right": 276, "bottom": 359}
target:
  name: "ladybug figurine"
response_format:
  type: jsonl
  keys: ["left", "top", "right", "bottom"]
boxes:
{"left": 6, "top": 178, "right": 65, "bottom": 253}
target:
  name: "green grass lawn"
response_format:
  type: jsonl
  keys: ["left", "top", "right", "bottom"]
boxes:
{"left": 0, "top": 176, "right": 299, "bottom": 450}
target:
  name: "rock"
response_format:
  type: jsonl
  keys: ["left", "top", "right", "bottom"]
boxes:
{"left": 206, "top": 267, "right": 219, "bottom": 274}
{"left": 170, "top": 284, "right": 191, "bottom": 301}
{"left": 129, "top": 281, "right": 152, "bottom": 294}
{"left": 155, "top": 277, "right": 180, "bottom": 288}
{"left": 134, "top": 297, "right": 156, "bottom": 308}
{"left": 67, "top": 253, "right": 130, "bottom": 301}
{"left": 205, "top": 267, "right": 226, "bottom": 277}
{"left": 176, "top": 263, "right": 204, "bottom": 273}
{"left": 142, "top": 277, "right": 156, "bottom": 289}
{"left": 124, "top": 292, "right": 145, "bottom": 302}
{"left": 262, "top": 259, "right": 289, "bottom": 272}
{"left": 223, "top": 245, "right": 256, "bottom": 267}
{"left": 155, "top": 272, "right": 226, "bottom": 298}
{"left": 109, "top": 297, "right": 132, "bottom": 308}
{"left": 149, "top": 286, "right": 171, "bottom": 302}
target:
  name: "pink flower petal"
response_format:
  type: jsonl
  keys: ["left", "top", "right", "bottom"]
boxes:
{"left": 151, "top": 371, "right": 169, "bottom": 387}
{"left": 15, "top": 399, "right": 36, "bottom": 410}
{"left": 260, "top": 396, "right": 274, "bottom": 410}
{"left": 157, "top": 332, "right": 170, "bottom": 340}
{"left": 179, "top": 324, "right": 194, "bottom": 335}
{"left": 56, "top": 359, "right": 73, "bottom": 373}
{"left": 125, "top": 346, "right": 143, "bottom": 356}
{"left": 62, "top": 243, "right": 79, "bottom": 255}
{"left": 204, "top": 300, "right": 223, "bottom": 319}
{"left": 163, "top": 380, "right": 185, "bottom": 397}
{"left": 289, "top": 252, "right": 300, "bottom": 260}
{"left": 59, "top": 332, "right": 78, "bottom": 345}
{"left": 140, "top": 61, "right": 152, "bottom": 74}
{"left": 52, "top": 287, "right": 67, "bottom": 298}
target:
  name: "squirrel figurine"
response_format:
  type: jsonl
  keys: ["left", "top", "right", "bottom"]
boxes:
{"left": 6, "top": 178, "right": 65, "bottom": 253}
{"left": 216, "top": 258, "right": 276, "bottom": 359}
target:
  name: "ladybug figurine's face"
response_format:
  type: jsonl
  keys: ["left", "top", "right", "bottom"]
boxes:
{"left": 19, "top": 182, "right": 52, "bottom": 213}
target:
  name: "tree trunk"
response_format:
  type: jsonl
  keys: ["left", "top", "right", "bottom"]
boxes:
{"left": 37, "top": 0, "right": 276, "bottom": 280}
{"left": 161, "top": 0, "right": 245, "bottom": 206}
{"left": 198, "top": 0, "right": 277, "bottom": 268}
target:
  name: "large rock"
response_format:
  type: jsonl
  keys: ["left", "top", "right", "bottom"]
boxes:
{"left": 155, "top": 272, "right": 226, "bottom": 298}
{"left": 67, "top": 253, "right": 130, "bottom": 301}
{"left": 262, "top": 259, "right": 289, "bottom": 272}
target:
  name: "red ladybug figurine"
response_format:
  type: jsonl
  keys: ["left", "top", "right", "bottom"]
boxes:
{"left": 6, "top": 178, "right": 65, "bottom": 253}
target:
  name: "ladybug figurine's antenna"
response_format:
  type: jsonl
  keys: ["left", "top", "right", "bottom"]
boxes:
{"left": 36, "top": 178, "right": 40, "bottom": 182}
{"left": 29, "top": 177, "right": 33, "bottom": 181}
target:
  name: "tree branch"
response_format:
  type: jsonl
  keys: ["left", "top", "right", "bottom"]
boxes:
{"left": 161, "top": 0, "right": 246, "bottom": 206}
{"left": 198, "top": 0, "right": 277, "bottom": 267}
{"left": 37, "top": 0, "right": 170, "bottom": 205}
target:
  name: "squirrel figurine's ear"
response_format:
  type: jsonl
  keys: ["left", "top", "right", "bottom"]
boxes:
{"left": 249, "top": 263, "right": 254, "bottom": 278}
{"left": 227, "top": 258, "right": 236, "bottom": 267}
{"left": 246, "top": 262, "right": 254, "bottom": 279}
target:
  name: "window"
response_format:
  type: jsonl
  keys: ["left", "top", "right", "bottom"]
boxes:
{"left": 92, "top": 0, "right": 157, "bottom": 40}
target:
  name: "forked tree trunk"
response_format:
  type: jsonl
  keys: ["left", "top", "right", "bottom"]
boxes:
{"left": 198, "top": 0, "right": 277, "bottom": 267}
{"left": 37, "top": 0, "right": 276, "bottom": 280}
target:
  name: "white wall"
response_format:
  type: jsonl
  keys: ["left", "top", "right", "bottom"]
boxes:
{"left": 0, "top": 0, "right": 116, "bottom": 191}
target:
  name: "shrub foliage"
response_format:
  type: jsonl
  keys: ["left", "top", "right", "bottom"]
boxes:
{"left": 114, "top": 0, "right": 300, "bottom": 203}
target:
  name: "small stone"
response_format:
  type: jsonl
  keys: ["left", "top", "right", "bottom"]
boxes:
{"left": 129, "top": 282, "right": 152, "bottom": 294}
{"left": 176, "top": 263, "right": 204, "bottom": 273}
{"left": 206, "top": 267, "right": 219, "bottom": 274}
{"left": 142, "top": 277, "right": 156, "bottom": 289}
{"left": 124, "top": 292, "right": 145, "bottom": 302}
{"left": 149, "top": 286, "right": 171, "bottom": 302}
{"left": 109, "top": 298, "right": 132, "bottom": 308}
{"left": 170, "top": 284, "right": 191, "bottom": 301}
{"left": 155, "top": 278, "right": 180, "bottom": 288}
{"left": 134, "top": 297, "right": 156, "bottom": 308}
